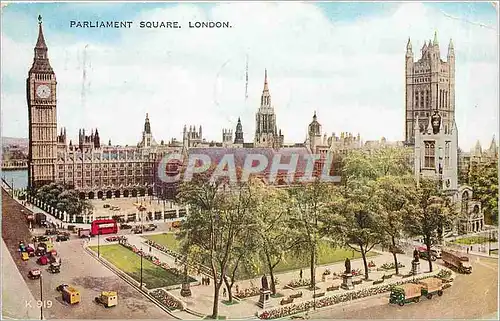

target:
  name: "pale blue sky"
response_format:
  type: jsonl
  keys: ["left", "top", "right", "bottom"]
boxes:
{"left": 1, "top": 1, "right": 498, "bottom": 150}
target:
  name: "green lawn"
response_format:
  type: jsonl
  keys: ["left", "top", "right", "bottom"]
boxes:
{"left": 144, "top": 233, "right": 181, "bottom": 252}
{"left": 89, "top": 244, "right": 194, "bottom": 289}
{"left": 451, "top": 236, "right": 490, "bottom": 245}
{"left": 143, "top": 234, "right": 378, "bottom": 278}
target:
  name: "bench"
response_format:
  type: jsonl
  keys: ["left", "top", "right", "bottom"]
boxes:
{"left": 290, "top": 292, "right": 303, "bottom": 299}
{"left": 312, "top": 292, "right": 325, "bottom": 298}
{"left": 353, "top": 280, "right": 363, "bottom": 285}
{"left": 373, "top": 279, "right": 384, "bottom": 285}
{"left": 280, "top": 297, "right": 294, "bottom": 305}
{"left": 326, "top": 285, "right": 340, "bottom": 292}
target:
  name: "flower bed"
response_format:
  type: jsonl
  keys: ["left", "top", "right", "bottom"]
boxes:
{"left": 257, "top": 272, "right": 442, "bottom": 319}
{"left": 150, "top": 289, "right": 183, "bottom": 311}
{"left": 286, "top": 279, "right": 310, "bottom": 289}
{"left": 234, "top": 286, "right": 260, "bottom": 299}
{"left": 378, "top": 262, "right": 405, "bottom": 271}
{"left": 436, "top": 269, "right": 452, "bottom": 279}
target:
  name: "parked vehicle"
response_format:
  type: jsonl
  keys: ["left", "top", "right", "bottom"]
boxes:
{"left": 419, "top": 277, "right": 443, "bottom": 299}
{"left": 56, "top": 284, "right": 69, "bottom": 292}
{"left": 78, "top": 229, "right": 91, "bottom": 238}
{"left": 417, "top": 247, "right": 437, "bottom": 261}
{"left": 49, "top": 262, "right": 61, "bottom": 273}
{"left": 21, "top": 252, "right": 29, "bottom": 261}
{"left": 171, "top": 221, "right": 182, "bottom": 228}
{"left": 62, "top": 286, "right": 81, "bottom": 305}
{"left": 56, "top": 235, "right": 69, "bottom": 242}
{"left": 35, "top": 246, "right": 46, "bottom": 257}
{"left": 143, "top": 224, "right": 157, "bottom": 232}
{"left": 32, "top": 236, "right": 49, "bottom": 243}
{"left": 37, "top": 255, "right": 49, "bottom": 265}
{"left": 120, "top": 223, "right": 132, "bottom": 229}
{"left": 28, "top": 268, "right": 41, "bottom": 280}
{"left": 132, "top": 226, "right": 143, "bottom": 234}
{"left": 94, "top": 291, "right": 118, "bottom": 308}
{"left": 45, "top": 229, "right": 57, "bottom": 235}
{"left": 431, "top": 247, "right": 442, "bottom": 259}
{"left": 442, "top": 249, "right": 472, "bottom": 274}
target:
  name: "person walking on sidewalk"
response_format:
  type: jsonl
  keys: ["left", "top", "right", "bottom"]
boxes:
{"left": 300, "top": 269, "right": 303, "bottom": 279}
{"left": 223, "top": 287, "right": 227, "bottom": 298}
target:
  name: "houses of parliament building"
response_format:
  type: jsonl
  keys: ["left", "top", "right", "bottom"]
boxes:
{"left": 27, "top": 18, "right": 494, "bottom": 234}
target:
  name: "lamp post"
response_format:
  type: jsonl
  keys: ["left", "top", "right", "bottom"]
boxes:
{"left": 39, "top": 272, "right": 43, "bottom": 320}
{"left": 140, "top": 247, "right": 143, "bottom": 290}
{"left": 97, "top": 230, "right": 101, "bottom": 258}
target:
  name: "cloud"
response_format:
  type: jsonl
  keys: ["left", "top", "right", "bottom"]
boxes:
{"left": 1, "top": 2, "right": 497, "bottom": 151}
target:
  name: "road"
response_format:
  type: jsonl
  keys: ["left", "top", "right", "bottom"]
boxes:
{"left": 2, "top": 189, "right": 173, "bottom": 319}
{"left": 309, "top": 256, "right": 498, "bottom": 319}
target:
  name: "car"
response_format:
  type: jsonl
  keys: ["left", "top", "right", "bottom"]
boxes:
{"left": 131, "top": 227, "right": 143, "bottom": 234}
{"left": 143, "top": 224, "right": 157, "bottom": 232}
{"left": 56, "top": 283, "right": 69, "bottom": 292}
{"left": 28, "top": 268, "right": 41, "bottom": 280}
{"left": 120, "top": 223, "right": 132, "bottom": 229}
{"left": 56, "top": 235, "right": 69, "bottom": 242}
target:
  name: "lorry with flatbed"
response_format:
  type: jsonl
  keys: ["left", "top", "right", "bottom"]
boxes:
{"left": 441, "top": 249, "right": 472, "bottom": 274}
{"left": 389, "top": 278, "right": 444, "bottom": 306}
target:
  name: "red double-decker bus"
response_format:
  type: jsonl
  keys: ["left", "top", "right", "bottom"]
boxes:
{"left": 91, "top": 219, "right": 118, "bottom": 236}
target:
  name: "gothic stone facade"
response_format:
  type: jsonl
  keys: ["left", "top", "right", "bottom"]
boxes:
{"left": 405, "top": 33, "right": 455, "bottom": 145}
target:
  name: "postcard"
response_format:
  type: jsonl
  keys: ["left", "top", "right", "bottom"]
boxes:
{"left": 1, "top": 1, "right": 498, "bottom": 320}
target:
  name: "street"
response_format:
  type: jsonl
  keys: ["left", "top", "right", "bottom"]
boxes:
{"left": 309, "top": 256, "right": 498, "bottom": 319}
{"left": 2, "top": 189, "right": 173, "bottom": 319}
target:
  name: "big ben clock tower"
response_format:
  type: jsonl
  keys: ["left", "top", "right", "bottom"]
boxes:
{"left": 27, "top": 15, "right": 58, "bottom": 190}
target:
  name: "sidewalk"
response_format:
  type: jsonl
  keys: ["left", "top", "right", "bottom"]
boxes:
{"left": 105, "top": 234, "right": 430, "bottom": 319}
{"left": 1, "top": 239, "right": 40, "bottom": 320}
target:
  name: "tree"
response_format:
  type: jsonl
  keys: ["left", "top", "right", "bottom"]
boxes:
{"left": 336, "top": 180, "right": 384, "bottom": 280}
{"left": 36, "top": 183, "right": 92, "bottom": 216}
{"left": 288, "top": 179, "right": 334, "bottom": 289}
{"left": 176, "top": 172, "right": 256, "bottom": 319}
{"left": 404, "top": 178, "right": 456, "bottom": 272}
{"left": 468, "top": 160, "right": 498, "bottom": 225}
{"left": 253, "top": 180, "right": 296, "bottom": 295}
{"left": 373, "top": 175, "right": 414, "bottom": 275}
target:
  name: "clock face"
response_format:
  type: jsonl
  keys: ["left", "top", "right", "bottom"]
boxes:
{"left": 36, "top": 84, "right": 51, "bottom": 99}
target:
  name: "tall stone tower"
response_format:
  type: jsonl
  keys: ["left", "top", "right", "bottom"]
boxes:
{"left": 254, "top": 70, "right": 284, "bottom": 148}
{"left": 307, "top": 111, "right": 322, "bottom": 152}
{"left": 234, "top": 117, "right": 244, "bottom": 145}
{"left": 405, "top": 32, "right": 455, "bottom": 145}
{"left": 140, "top": 113, "right": 156, "bottom": 148}
{"left": 27, "top": 16, "right": 58, "bottom": 190}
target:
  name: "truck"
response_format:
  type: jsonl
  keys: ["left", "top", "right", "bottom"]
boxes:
{"left": 78, "top": 229, "right": 91, "bottom": 238}
{"left": 389, "top": 283, "right": 423, "bottom": 306}
{"left": 418, "top": 277, "right": 443, "bottom": 299}
{"left": 441, "top": 249, "right": 472, "bottom": 274}
{"left": 389, "top": 278, "right": 444, "bottom": 306}
{"left": 94, "top": 291, "right": 118, "bottom": 308}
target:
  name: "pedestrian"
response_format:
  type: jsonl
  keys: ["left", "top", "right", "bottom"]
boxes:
{"left": 207, "top": 277, "right": 210, "bottom": 286}
{"left": 467, "top": 247, "right": 469, "bottom": 254}
{"left": 299, "top": 269, "right": 303, "bottom": 279}
{"left": 223, "top": 288, "right": 227, "bottom": 297}
{"left": 149, "top": 246, "right": 152, "bottom": 253}
{"left": 235, "top": 284, "right": 239, "bottom": 294}
{"left": 202, "top": 277, "right": 205, "bottom": 285}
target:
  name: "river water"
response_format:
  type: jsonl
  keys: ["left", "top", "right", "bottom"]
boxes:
{"left": 1, "top": 169, "right": 28, "bottom": 190}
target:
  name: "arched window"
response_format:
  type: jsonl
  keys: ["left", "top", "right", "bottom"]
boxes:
{"left": 461, "top": 191, "right": 469, "bottom": 213}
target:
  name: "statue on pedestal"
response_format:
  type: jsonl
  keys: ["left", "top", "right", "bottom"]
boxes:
{"left": 261, "top": 274, "right": 269, "bottom": 290}
{"left": 413, "top": 249, "right": 420, "bottom": 263}
{"left": 344, "top": 258, "right": 351, "bottom": 274}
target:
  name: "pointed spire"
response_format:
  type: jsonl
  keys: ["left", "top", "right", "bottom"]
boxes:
{"left": 36, "top": 15, "right": 47, "bottom": 49}
{"left": 313, "top": 111, "right": 317, "bottom": 121}
{"left": 433, "top": 31, "right": 438, "bottom": 45}
{"left": 426, "top": 115, "right": 433, "bottom": 133}
{"left": 263, "top": 68, "right": 269, "bottom": 92}
{"left": 448, "top": 38, "right": 455, "bottom": 56}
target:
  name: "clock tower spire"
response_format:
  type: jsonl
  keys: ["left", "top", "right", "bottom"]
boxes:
{"left": 27, "top": 15, "right": 58, "bottom": 189}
